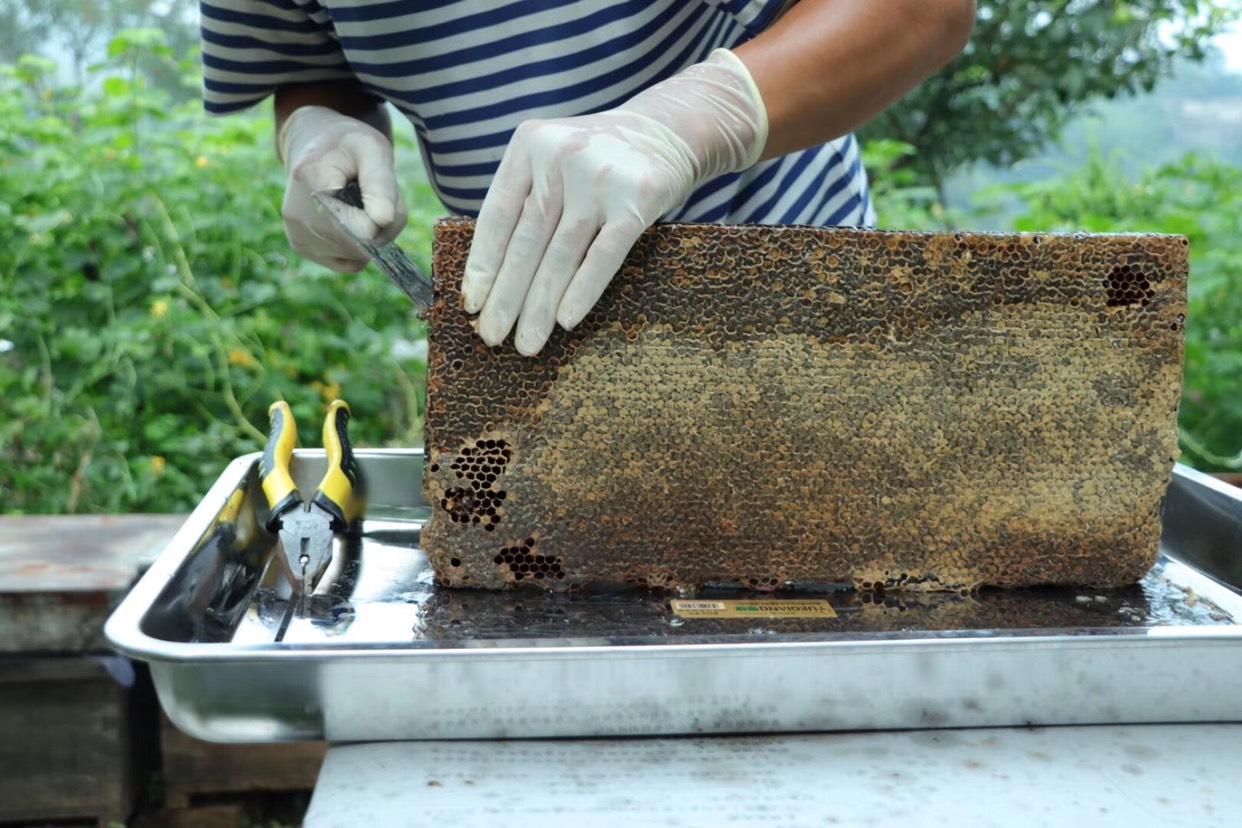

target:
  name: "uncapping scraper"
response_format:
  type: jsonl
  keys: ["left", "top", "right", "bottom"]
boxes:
{"left": 313, "top": 182, "right": 435, "bottom": 316}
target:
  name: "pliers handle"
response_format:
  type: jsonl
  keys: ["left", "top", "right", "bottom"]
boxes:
{"left": 259, "top": 399, "right": 363, "bottom": 593}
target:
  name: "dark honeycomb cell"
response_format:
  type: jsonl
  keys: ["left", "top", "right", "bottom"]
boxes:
{"left": 491, "top": 540, "right": 565, "bottom": 582}
{"left": 1105, "top": 265, "right": 1155, "bottom": 308}
{"left": 422, "top": 220, "right": 1188, "bottom": 592}
{"left": 430, "top": 437, "right": 511, "bottom": 529}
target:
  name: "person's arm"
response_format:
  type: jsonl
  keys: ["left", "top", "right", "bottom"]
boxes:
{"left": 737, "top": 0, "right": 976, "bottom": 159}
{"left": 274, "top": 81, "right": 408, "bottom": 273}
{"left": 274, "top": 80, "right": 393, "bottom": 157}
{"left": 198, "top": 1, "right": 407, "bottom": 273}
{"left": 463, "top": 0, "right": 977, "bottom": 355}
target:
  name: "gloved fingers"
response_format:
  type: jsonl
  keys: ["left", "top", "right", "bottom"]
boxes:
{"left": 290, "top": 144, "right": 350, "bottom": 194}
{"left": 291, "top": 146, "right": 386, "bottom": 242}
{"left": 304, "top": 170, "right": 407, "bottom": 249}
{"left": 556, "top": 218, "right": 644, "bottom": 331}
{"left": 514, "top": 215, "right": 597, "bottom": 356}
{"left": 380, "top": 191, "right": 409, "bottom": 245}
{"left": 279, "top": 106, "right": 407, "bottom": 269}
{"left": 476, "top": 188, "right": 562, "bottom": 347}
{"left": 373, "top": 189, "right": 409, "bottom": 247}
{"left": 463, "top": 142, "right": 535, "bottom": 313}
{"left": 320, "top": 254, "right": 371, "bottom": 275}
{"left": 287, "top": 227, "right": 369, "bottom": 274}
{"left": 283, "top": 180, "right": 367, "bottom": 272}
{"left": 303, "top": 221, "right": 371, "bottom": 273}
{"left": 342, "top": 131, "right": 399, "bottom": 229}
{"left": 287, "top": 217, "right": 369, "bottom": 273}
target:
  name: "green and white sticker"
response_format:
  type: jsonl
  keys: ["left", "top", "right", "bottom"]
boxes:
{"left": 670, "top": 599, "right": 837, "bottom": 619}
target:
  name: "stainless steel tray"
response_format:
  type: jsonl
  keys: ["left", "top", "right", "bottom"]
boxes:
{"left": 106, "top": 451, "right": 1242, "bottom": 742}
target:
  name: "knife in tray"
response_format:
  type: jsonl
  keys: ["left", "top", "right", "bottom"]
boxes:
{"left": 313, "top": 182, "right": 434, "bottom": 316}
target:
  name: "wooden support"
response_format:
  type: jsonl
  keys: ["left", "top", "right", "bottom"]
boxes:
{"left": 0, "top": 514, "right": 186, "bottom": 653}
{"left": 0, "top": 515, "right": 178, "bottom": 826}
{"left": 160, "top": 715, "right": 326, "bottom": 810}
{"left": 0, "top": 514, "right": 325, "bottom": 826}
{"left": 0, "top": 657, "right": 139, "bottom": 828}
{"left": 157, "top": 803, "right": 248, "bottom": 828}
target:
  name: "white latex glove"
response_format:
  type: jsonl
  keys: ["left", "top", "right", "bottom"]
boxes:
{"left": 279, "top": 105, "right": 408, "bottom": 274}
{"left": 462, "top": 48, "right": 768, "bottom": 355}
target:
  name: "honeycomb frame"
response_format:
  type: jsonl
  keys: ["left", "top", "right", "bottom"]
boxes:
{"left": 423, "top": 219, "right": 1188, "bottom": 592}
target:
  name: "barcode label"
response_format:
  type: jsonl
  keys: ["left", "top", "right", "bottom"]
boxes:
{"left": 670, "top": 599, "right": 837, "bottom": 620}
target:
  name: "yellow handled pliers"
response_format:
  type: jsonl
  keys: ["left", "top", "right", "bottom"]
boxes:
{"left": 259, "top": 399, "right": 364, "bottom": 596}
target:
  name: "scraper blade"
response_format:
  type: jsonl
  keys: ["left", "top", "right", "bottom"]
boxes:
{"left": 313, "top": 182, "right": 435, "bottom": 316}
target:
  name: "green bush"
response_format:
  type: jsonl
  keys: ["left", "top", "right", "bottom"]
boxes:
{"left": 0, "top": 32, "right": 444, "bottom": 514}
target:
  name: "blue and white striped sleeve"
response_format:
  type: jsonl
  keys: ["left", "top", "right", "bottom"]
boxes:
{"left": 702, "top": 0, "right": 792, "bottom": 34}
{"left": 200, "top": 0, "right": 358, "bottom": 114}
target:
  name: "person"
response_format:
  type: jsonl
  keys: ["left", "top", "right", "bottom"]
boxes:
{"left": 202, "top": 0, "right": 975, "bottom": 355}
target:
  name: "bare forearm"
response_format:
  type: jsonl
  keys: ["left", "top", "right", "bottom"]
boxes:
{"left": 736, "top": 0, "right": 976, "bottom": 160}
{"left": 274, "top": 80, "right": 392, "bottom": 159}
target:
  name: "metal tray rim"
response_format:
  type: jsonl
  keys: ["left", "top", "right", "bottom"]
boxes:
{"left": 106, "top": 453, "right": 1242, "bottom": 665}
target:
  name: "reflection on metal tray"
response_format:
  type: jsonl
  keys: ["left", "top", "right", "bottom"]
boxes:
{"left": 106, "top": 450, "right": 1242, "bottom": 742}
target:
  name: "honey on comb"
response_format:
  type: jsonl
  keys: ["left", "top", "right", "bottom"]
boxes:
{"left": 422, "top": 220, "right": 1188, "bottom": 592}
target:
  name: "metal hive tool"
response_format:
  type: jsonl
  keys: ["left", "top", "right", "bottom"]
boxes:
{"left": 312, "top": 182, "right": 435, "bottom": 315}
{"left": 422, "top": 219, "right": 1188, "bottom": 592}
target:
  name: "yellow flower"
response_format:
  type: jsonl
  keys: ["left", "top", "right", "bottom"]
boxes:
{"left": 151, "top": 299, "right": 169, "bottom": 320}
{"left": 228, "top": 349, "right": 258, "bottom": 369}
{"left": 151, "top": 456, "right": 166, "bottom": 478}
{"left": 314, "top": 379, "right": 342, "bottom": 402}
{"left": 195, "top": 155, "right": 209, "bottom": 169}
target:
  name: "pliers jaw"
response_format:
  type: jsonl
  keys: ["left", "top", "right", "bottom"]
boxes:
{"left": 276, "top": 507, "right": 336, "bottom": 596}
{"left": 260, "top": 399, "right": 363, "bottom": 598}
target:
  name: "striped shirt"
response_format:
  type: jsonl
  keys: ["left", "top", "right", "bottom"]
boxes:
{"left": 201, "top": 0, "right": 875, "bottom": 227}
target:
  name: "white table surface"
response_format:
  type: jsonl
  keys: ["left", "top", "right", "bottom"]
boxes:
{"left": 305, "top": 724, "right": 1242, "bottom": 827}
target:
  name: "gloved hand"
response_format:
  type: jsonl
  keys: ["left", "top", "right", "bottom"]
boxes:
{"left": 279, "top": 105, "right": 408, "bottom": 274}
{"left": 462, "top": 48, "right": 768, "bottom": 355}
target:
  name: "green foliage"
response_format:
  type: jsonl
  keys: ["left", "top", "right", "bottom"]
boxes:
{"left": 863, "top": 0, "right": 1237, "bottom": 191}
{"left": 0, "top": 0, "right": 200, "bottom": 97}
{"left": 862, "top": 139, "right": 962, "bottom": 230}
{"left": 0, "top": 34, "right": 442, "bottom": 514}
{"left": 983, "top": 152, "right": 1242, "bottom": 471}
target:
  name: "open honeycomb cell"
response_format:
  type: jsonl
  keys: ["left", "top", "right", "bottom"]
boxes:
{"left": 422, "top": 219, "right": 1188, "bottom": 592}
{"left": 489, "top": 536, "right": 565, "bottom": 584}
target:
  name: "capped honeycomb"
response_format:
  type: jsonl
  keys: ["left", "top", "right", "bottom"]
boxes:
{"left": 423, "top": 219, "right": 1187, "bottom": 592}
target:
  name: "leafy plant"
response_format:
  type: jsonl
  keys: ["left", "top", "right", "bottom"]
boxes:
{"left": 0, "top": 32, "right": 443, "bottom": 514}
{"left": 861, "top": 139, "right": 944, "bottom": 229}
{"left": 0, "top": 0, "right": 200, "bottom": 95}
{"left": 863, "top": 1, "right": 1238, "bottom": 197}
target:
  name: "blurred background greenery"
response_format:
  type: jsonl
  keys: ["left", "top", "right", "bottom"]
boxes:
{"left": 2, "top": 1, "right": 1240, "bottom": 514}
